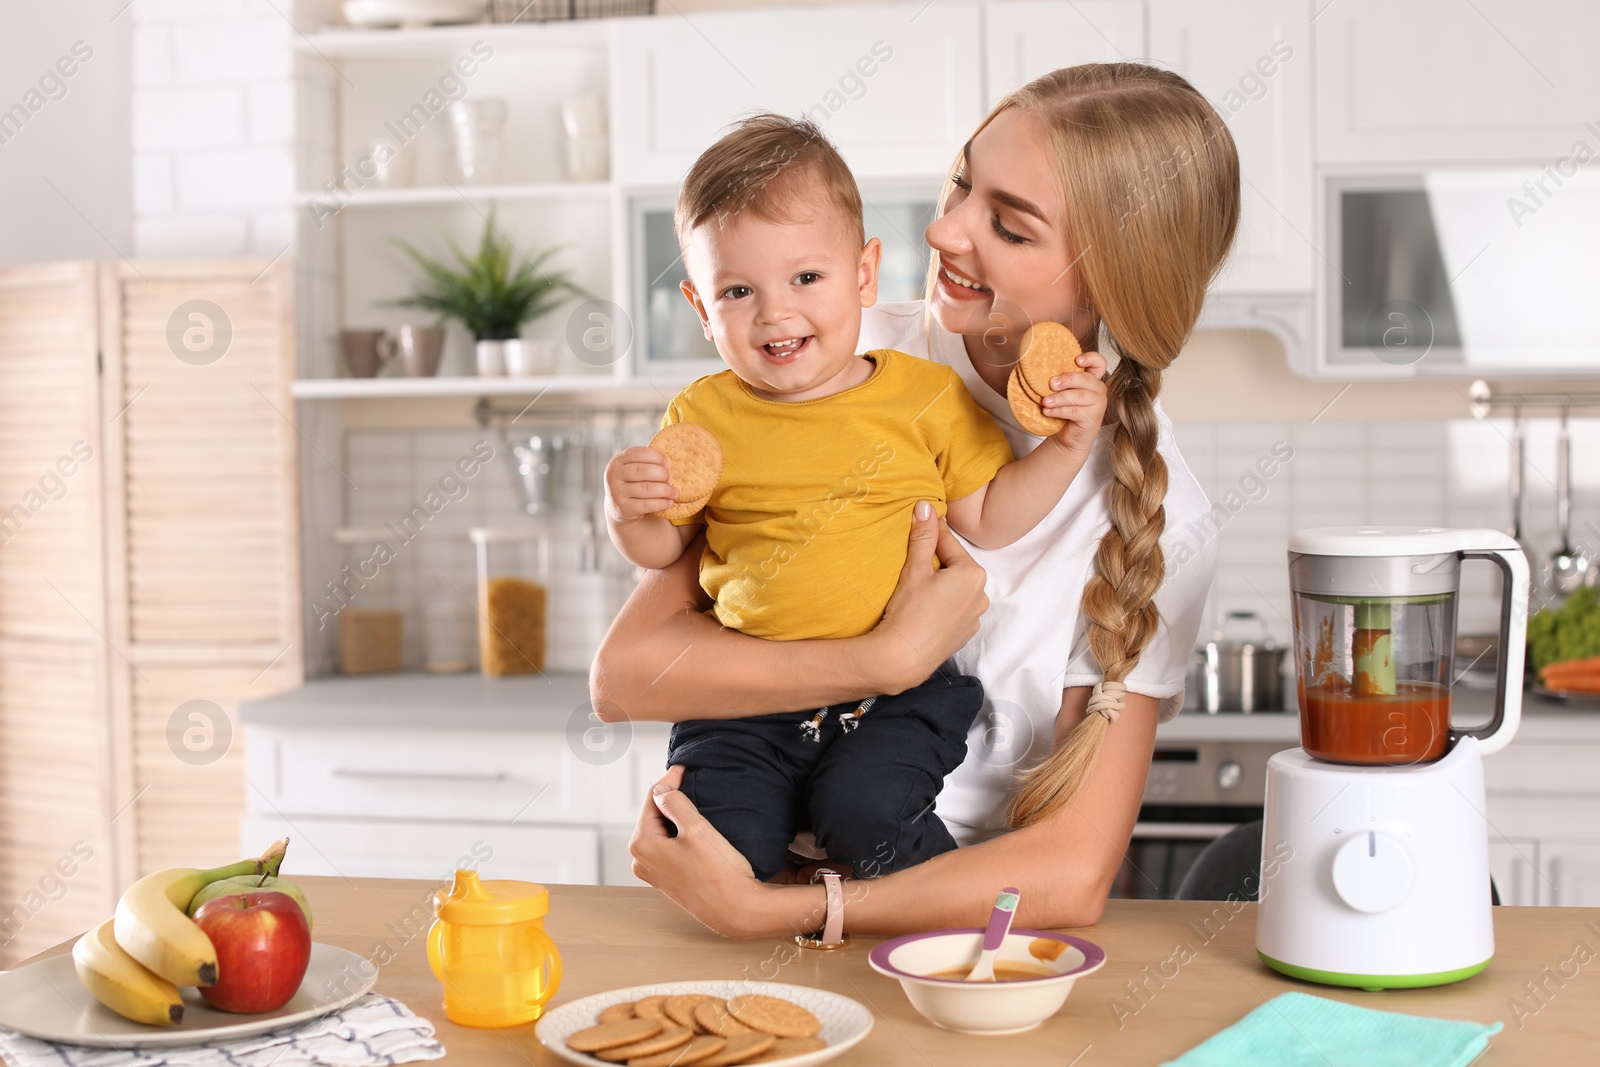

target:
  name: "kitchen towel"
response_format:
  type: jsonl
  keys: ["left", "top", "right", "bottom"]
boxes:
{"left": 0, "top": 992, "right": 445, "bottom": 1067}
{"left": 1161, "top": 991, "right": 1501, "bottom": 1067}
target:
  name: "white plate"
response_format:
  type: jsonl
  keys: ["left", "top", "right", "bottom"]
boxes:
{"left": 535, "top": 980, "right": 873, "bottom": 1067}
{"left": 0, "top": 943, "right": 376, "bottom": 1049}
{"left": 343, "top": 0, "right": 486, "bottom": 26}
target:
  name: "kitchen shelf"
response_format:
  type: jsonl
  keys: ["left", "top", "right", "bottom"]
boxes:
{"left": 294, "top": 20, "right": 611, "bottom": 59}
{"left": 290, "top": 374, "right": 688, "bottom": 399}
{"left": 293, "top": 182, "right": 614, "bottom": 208}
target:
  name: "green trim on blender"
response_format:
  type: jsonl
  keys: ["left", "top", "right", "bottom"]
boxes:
{"left": 1258, "top": 951, "right": 1491, "bottom": 990}
{"left": 1304, "top": 593, "right": 1453, "bottom": 606}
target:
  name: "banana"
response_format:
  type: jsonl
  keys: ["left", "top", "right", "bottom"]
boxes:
{"left": 113, "top": 839, "right": 289, "bottom": 987}
{"left": 73, "top": 917, "right": 184, "bottom": 1026}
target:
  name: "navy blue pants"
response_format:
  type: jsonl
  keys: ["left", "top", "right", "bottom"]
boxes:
{"left": 666, "top": 664, "right": 984, "bottom": 881}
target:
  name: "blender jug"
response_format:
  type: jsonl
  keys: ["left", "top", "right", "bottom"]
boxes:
{"left": 1289, "top": 527, "right": 1528, "bottom": 764}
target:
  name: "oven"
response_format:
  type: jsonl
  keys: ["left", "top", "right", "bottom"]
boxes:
{"left": 1111, "top": 740, "right": 1296, "bottom": 900}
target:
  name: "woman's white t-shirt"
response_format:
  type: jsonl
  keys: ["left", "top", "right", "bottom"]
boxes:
{"left": 858, "top": 301, "right": 1218, "bottom": 845}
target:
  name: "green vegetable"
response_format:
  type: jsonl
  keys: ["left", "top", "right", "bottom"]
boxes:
{"left": 1529, "top": 586, "right": 1600, "bottom": 669}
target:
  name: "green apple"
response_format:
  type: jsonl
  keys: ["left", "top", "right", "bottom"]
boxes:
{"left": 188, "top": 875, "right": 313, "bottom": 931}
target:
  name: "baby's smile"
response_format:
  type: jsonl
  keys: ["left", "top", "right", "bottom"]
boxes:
{"left": 760, "top": 335, "right": 813, "bottom": 364}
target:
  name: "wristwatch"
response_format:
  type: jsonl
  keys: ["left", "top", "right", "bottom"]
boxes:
{"left": 794, "top": 868, "right": 847, "bottom": 949}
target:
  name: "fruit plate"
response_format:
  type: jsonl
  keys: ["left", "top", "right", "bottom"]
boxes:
{"left": 535, "top": 980, "right": 873, "bottom": 1067}
{"left": 0, "top": 943, "right": 375, "bottom": 1049}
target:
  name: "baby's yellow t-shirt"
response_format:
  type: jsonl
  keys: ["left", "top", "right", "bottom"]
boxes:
{"left": 661, "top": 349, "right": 1013, "bottom": 641}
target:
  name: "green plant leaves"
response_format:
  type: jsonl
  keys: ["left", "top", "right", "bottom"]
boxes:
{"left": 387, "top": 210, "right": 590, "bottom": 340}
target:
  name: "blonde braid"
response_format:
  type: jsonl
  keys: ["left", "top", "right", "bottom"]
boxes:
{"left": 1008, "top": 360, "right": 1168, "bottom": 827}
{"left": 974, "top": 63, "right": 1238, "bottom": 828}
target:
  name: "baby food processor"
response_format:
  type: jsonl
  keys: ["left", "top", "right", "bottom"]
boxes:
{"left": 1256, "top": 527, "right": 1529, "bottom": 990}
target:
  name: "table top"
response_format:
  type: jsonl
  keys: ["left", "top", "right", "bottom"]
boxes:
{"left": 25, "top": 878, "right": 1599, "bottom": 1064}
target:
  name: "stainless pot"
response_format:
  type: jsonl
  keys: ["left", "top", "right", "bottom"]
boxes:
{"left": 1192, "top": 610, "right": 1286, "bottom": 713}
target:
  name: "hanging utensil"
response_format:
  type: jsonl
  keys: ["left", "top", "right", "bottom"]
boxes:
{"left": 1551, "top": 405, "right": 1592, "bottom": 597}
{"left": 578, "top": 416, "right": 599, "bottom": 572}
{"left": 1508, "top": 402, "right": 1525, "bottom": 545}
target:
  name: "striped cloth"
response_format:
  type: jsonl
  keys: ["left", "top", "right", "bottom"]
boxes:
{"left": 0, "top": 993, "right": 445, "bottom": 1067}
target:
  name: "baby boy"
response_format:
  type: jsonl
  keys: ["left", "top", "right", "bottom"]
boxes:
{"left": 605, "top": 114, "right": 1104, "bottom": 880}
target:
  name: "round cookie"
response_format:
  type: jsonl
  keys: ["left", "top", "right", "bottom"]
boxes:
{"left": 630, "top": 1033, "right": 727, "bottom": 1067}
{"left": 649, "top": 423, "right": 723, "bottom": 505}
{"left": 593, "top": 1025, "right": 693, "bottom": 1063}
{"left": 657, "top": 491, "right": 710, "bottom": 524}
{"left": 1007, "top": 367, "right": 1065, "bottom": 437}
{"left": 726, "top": 994, "right": 821, "bottom": 1039}
{"left": 697, "top": 1031, "right": 777, "bottom": 1066}
{"left": 599, "top": 1001, "right": 638, "bottom": 1024}
{"left": 635, "top": 995, "right": 669, "bottom": 1020}
{"left": 664, "top": 994, "right": 710, "bottom": 1030}
{"left": 693, "top": 998, "right": 752, "bottom": 1038}
{"left": 1017, "top": 321, "right": 1084, "bottom": 400}
{"left": 567, "top": 1017, "right": 664, "bottom": 1053}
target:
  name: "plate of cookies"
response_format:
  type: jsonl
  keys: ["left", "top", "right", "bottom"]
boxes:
{"left": 535, "top": 981, "right": 872, "bottom": 1067}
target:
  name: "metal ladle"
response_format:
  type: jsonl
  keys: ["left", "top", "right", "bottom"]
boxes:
{"left": 1550, "top": 406, "right": 1592, "bottom": 597}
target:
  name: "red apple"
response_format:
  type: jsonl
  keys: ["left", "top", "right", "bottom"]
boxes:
{"left": 192, "top": 890, "right": 312, "bottom": 1013}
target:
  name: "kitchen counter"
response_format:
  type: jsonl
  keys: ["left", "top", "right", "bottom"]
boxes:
{"left": 23, "top": 878, "right": 1597, "bottom": 1063}
{"left": 238, "top": 671, "right": 670, "bottom": 736}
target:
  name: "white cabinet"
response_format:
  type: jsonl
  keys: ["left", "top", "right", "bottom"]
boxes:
{"left": 983, "top": 1, "right": 1145, "bottom": 106}
{"left": 1485, "top": 742, "right": 1600, "bottom": 906}
{"left": 610, "top": 3, "right": 984, "bottom": 185}
{"left": 1487, "top": 839, "right": 1539, "bottom": 906}
{"left": 243, "top": 815, "right": 601, "bottom": 885}
{"left": 1542, "top": 842, "right": 1600, "bottom": 909}
{"left": 1148, "top": 0, "right": 1312, "bottom": 292}
{"left": 1314, "top": 0, "right": 1600, "bottom": 164}
{"left": 241, "top": 680, "right": 672, "bottom": 888}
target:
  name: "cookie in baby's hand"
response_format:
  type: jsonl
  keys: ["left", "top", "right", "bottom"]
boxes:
{"left": 650, "top": 423, "right": 723, "bottom": 521}
{"left": 1006, "top": 322, "right": 1083, "bottom": 437}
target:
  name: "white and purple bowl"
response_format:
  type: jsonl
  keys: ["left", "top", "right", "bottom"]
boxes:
{"left": 867, "top": 929, "right": 1106, "bottom": 1035}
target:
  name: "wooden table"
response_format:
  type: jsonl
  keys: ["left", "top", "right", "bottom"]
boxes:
{"left": 27, "top": 877, "right": 1600, "bottom": 1064}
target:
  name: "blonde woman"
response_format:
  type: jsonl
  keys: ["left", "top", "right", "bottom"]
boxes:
{"left": 595, "top": 63, "right": 1240, "bottom": 936}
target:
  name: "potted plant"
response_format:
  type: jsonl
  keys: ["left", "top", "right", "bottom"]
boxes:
{"left": 390, "top": 212, "right": 588, "bottom": 376}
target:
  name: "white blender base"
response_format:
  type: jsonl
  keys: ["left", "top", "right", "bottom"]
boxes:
{"left": 1256, "top": 738, "right": 1495, "bottom": 990}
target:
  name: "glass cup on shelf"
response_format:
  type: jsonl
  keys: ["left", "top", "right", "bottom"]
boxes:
{"left": 447, "top": 98, "right": 509, "bottom": 185}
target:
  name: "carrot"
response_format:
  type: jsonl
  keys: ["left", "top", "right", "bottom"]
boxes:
{"left": 1539, "top": 653, "right": 1600, "bottom": 680}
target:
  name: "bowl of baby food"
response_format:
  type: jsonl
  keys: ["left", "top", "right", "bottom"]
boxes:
{"left": 867, "top": 929, "right": 1106, "bottom": 1035}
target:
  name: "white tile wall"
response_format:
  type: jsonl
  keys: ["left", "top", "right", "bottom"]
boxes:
{"left": 326, "top": 421, "right": 659, "bottom": 675}
{"left": 324, "top": 415, "right": 1600, "bottom": 677}
{"left": 1179, "top": 416, "right": 1600, "bottom": 646}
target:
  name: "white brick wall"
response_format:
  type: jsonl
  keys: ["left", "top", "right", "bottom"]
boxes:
{"left": 130, "top": 0, "right": 334, "bottom": 258}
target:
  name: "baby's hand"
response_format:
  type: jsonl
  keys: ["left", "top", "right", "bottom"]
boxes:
{"left": 1042, "top": 350, "right": 1110, "bottom": 457}
{"left": 605, "top": 446, "right": 677, "bottom": 523}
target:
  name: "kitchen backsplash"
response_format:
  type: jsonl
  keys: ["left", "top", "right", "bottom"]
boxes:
{"left": 1174, "top": 416, "right": 1600, "bottom": 643}
{"left": 319, "top": 415, "right": 1600, "bottom": 676}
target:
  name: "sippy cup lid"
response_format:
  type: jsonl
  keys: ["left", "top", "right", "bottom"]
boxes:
{"left": 433, "top": 869, "right": 550, "bottom": 925}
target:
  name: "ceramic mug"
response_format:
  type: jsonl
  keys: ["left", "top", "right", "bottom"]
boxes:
{"left": 341, "top": 329, "right": 396, "bottom": 378}
{"left": 393, "top": 324, "right": 444, "bottom": 377}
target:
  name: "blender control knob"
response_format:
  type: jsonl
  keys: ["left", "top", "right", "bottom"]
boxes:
{"left": 1331, "top": 830, "right": 1414, "bottom": 913}
{"left": 1216, "top": 760, "right": 1243, "bottom": 791}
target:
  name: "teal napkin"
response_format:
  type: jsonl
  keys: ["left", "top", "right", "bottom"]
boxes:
{"left": 1162, "top": 992, "right": 1502, "bottom": 1067}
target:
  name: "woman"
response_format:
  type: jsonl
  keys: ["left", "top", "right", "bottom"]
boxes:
{"left": 593, "top": 64, "right": 1240, "bottom": 937}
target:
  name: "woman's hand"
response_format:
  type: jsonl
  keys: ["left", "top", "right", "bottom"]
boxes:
{"left": 1043, "top": 350, "right": 1109, "bottom": 457}
{"left": 630, "top": 766, "right": 771, "bottom": 937}
{"left": 872, "top": 501, "right": 989, "bottom": 693}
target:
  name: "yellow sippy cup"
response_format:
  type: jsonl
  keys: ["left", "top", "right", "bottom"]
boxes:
{"left": 426, "top": 869, "right": 562, "bottom": 1027}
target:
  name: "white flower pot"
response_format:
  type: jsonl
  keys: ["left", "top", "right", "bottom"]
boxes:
{"left": 474, "top": 338, "right": 506, "bottom": 377}
{"left": 504, "top": 338, "right": 556, "bottom": 376}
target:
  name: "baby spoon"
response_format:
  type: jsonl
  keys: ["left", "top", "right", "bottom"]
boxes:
{"left": 965, "top": 887, "right": 1020, "bottom": 982}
